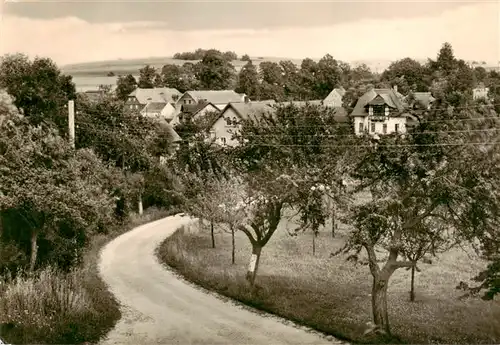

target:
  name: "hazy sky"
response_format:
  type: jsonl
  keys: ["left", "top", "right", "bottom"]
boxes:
{"left": 0, "top": 0, "right": 499, "bottom": 66}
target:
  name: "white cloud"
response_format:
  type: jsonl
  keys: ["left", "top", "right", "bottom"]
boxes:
{"left": 1, "top": 1, "right": 499, "bottom": 65}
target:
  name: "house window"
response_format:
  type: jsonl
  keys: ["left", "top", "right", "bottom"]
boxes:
{"left": 225, "top": 117, "right": 232, "bottom": 126}
{"left": 221, "top": 137, "right": 227, "bottom": 145}
{"left": 373, "top": 105, "right": 384, "bottom": 117}
{"left": 395, "top": 124, "right": 400, "bottom": 133}
{"left": 359, "top": 123, "right": 364, "bottom": 133}
{"left": 368, "top": 107, "right": 373, "bottom": 116}
{"left": 383, "top": 123, "right": 387, "bottom": 134}
{"left": 188, "top": 100, "right": 192, "bottom": 104}
{"left": 371, "top": 122, "right": 375, "bottom": 133}
{"left": 232, "top": 117, "right": 237, "bottom": 125}
{"left": 384, "top": 107, "right": 389, "bottom": 116}
{"left": 130, "top": 105, "right": 133, "bottom": 109}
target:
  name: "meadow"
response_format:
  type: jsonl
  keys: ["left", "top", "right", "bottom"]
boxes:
{"left": 158, "top": 213, "right": 500, "bottom": 344}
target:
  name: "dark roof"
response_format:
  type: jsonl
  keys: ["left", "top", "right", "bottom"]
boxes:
{"left": 142, "top": 102, "right": 168, "bottom": 113}
{"left": 350, "top": 88, "right": 407, "bottom": 117}
{"left": 210, "top": 101, "right": 275, "bottom": 127}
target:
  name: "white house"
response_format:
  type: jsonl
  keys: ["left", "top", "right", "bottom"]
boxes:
{"left": 323, "top": 87, "right": 346, "bottom": 108}
{"left": 140, "top": 102, "right": 177, "bottom": 120}
{"left": 351, "top": 87, "right": 412, "bottom": 136}
{"left": 473, "top": 83, "right": 490, "bottom": 100}
{"left": 175, "top": 90, "right": 247, "bottom": 111}
{"left": 209, "top": 101, "right": 275, "bottom": 146}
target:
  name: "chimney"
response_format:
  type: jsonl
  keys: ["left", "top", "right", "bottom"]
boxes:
{"left": 393, "top": 85, "right": 398, "bottom": 93}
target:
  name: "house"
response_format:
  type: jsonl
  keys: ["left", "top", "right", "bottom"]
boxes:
{"left": 323, "top": 87, "right": 346, "bottom": 108}
{"left": 140, "top": 102, "right": 177, "bottom": 121}
{"left": 209, "top": 100, "right": 276, "bottom": 146}
{"left": 350, "top": 87, "right": 412, "bottom": 136}
{"left": 170, "top": 101, "right": 221, "bottom": 127}
{"left": 473, "top": 83, "right": 490, "bottom": 100}
{"left": 125, "top": 87, "right": 181, "bottom": 111}
{"left": 156, "top": 118, "right": 182, "bottom": 164}
{"left": 176, "top": 90, "right": 247, "bottom": 111}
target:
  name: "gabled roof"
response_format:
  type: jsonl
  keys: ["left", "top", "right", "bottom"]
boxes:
{"left": 350, "top": 88, "right": 407, "bottom": 117}
{"left": 141, "top": 102, "right": 168, "bottom": 113}
{"left": 211, "top": 101, "right": 276, "bottom": 127}
{"left": 184, "top": 90, "right": 245, "bottom": 104}
{"left": 324, "top": 87, "right": 346, "bottom": 103}
{"left": 192, "top": 102, "right": 220, "bottom": 117}
{"left": 129, "top": 87, "right": 181, "bottom": 104}
{"left": 157, "top": 118, "right": 182, "bottom": 143}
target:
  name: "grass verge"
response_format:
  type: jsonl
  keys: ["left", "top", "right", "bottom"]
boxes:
{"left": 0, "top": 207, "right": 180, "bottom": 344}
{"left": 157, "top": 219, "right": 500, "bottom": 345}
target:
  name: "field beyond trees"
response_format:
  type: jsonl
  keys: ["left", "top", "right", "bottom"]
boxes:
{"left": 158, "top": 216, "right": 500, "bottom": 344}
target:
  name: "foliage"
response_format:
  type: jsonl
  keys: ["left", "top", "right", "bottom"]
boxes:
{"left": 236, "top": 61, "right": 260, "bottom": 100}
{"left": 138, "top": 65, "right": 158, "bottom": 88}
{"left": 195, "top": 49, "right": 237, "bottom": 90}
{"left": 115, "top": 74, "right": 137, "bottom": 101}
{"left": 0, "top": 53, "right": 76, "bottom": 131}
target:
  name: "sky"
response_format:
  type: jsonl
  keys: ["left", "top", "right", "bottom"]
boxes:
{"left": 0, "top": 0, "right": 499, "bottom": 66}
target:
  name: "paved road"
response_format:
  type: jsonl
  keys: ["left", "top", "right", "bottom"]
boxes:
{"left": 98, "top": 214, "right": 345, "bottom": 345}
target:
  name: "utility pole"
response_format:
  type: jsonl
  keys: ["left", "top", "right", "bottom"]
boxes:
{"left": 68, "top": 100, "right": 75, "bottom": 149}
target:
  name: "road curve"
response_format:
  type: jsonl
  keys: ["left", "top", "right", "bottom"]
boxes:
{"left": 98, "top": 214, "right": 345, "bottom": 345}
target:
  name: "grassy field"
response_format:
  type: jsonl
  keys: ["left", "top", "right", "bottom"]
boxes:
{"left": 0, "top": 207, "right": 179, "bottom": 344}
{"left": 158, "top": 214, "right": 500, "bottom": 344}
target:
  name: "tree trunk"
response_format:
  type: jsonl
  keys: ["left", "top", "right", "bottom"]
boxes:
{"left": 138, "top": 194, "right": 143, "bottom": 215}
{"left": 29, "top": 230, "right": 38, "bottom": 273}
{"left": 231, "top": 226, "right": 236, "bottom": 265}
{"left": 246, "top": 244, "right": 262, "bottom": 286}
{"left": 312, "top": 232, "right": 316, "bottom": 256}
{"left": 331, "top": 205, "right": 336, "bottom": 238}
{"left": 210, "top": 221, "right": 216, "bottom": 249}
{"left": 410, "top": 263, "right": 416, "bottom": 302}
{"left": 372, "top": 275, "right": 391, "bottom": 335}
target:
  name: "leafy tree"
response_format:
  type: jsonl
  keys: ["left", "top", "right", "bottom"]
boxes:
{"left": 195, "top": 50, "right": 236, "bottom": 90}
{"left": 316, "top": 54, "right": 342, "bottom": 98}
{"left": 279, "top": 60, "right": 301, "bottom": 100}
{"left": 0, "top": 104, "right": 118, "bottom": 272}
{"left": 236, "top": 61, "right": 260, "bottom": 99}
{"left": 299, "top": 58, "right": 320, "bottom": 100}
{"left": 381, "top": 58, "right": 428, "bottom": 94}
{"left": 222, "top": 51, "right": 238, "bottom": 61}
{"left": 153, "top": 73, "right": 163, "bottom": 87}
{"left": 0, "top": 53, "right": 76, "bottom": 130}
{"left": 115, "top": 74, "right": 137, "bottom": 101}
{"left": 259, "top": 61, "right": 285, "bottom": 101}
{"left": 240, "top": 54, "right": 251, "bottom": 62}
{"left": 138, "top": 65, "right": 157, "bottom": 88}
{"left": 334, "top": 104, "right": 500, "bottom": 337}
{"left": 232, "top": 103, "right": 352, "bottom": 285}
{"left": 348, "top": 63, "right": 374, "bottom": 85}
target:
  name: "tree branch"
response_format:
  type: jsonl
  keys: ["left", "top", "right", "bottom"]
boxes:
{"left": 238, "top": 223, "right": 257, "bottom": 245}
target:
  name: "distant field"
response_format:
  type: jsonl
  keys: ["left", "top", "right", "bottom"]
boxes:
{"left": 63, "top": 56, "right": 306, "bottom": 92}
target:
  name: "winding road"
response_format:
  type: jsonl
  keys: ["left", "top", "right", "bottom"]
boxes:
{"left": 98, "top": 214, "right": 345, "bottom": 345}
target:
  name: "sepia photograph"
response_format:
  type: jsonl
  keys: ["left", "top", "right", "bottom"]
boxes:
{"left": 0, "top": 0, "right": 499, "bottom": 344}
